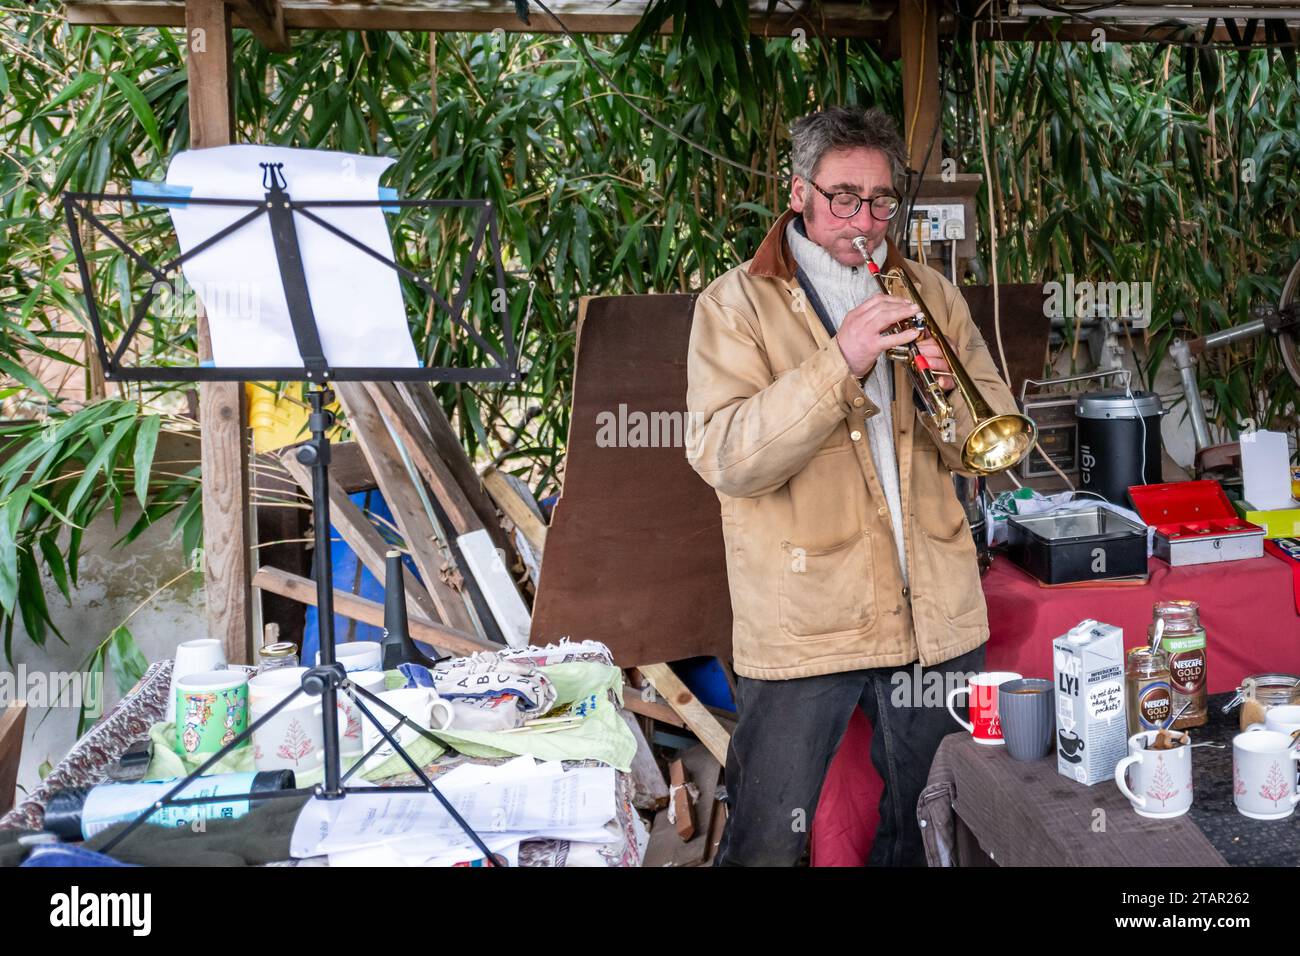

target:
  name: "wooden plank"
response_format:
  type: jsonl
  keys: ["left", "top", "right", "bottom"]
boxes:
{"left": 479, "top": 464, "right": 547, "bottom": 558}
{"left": 278, "top": 448, "right": 442, "bottom": 628}
{"left": 65, "top": 1, "right": 891, "bottom": 39}
{"left": 252, "top": 566, "right": 495, "bottom": 658}
{"left": 335, "top": 382, "right": 479, "bottom": 637}
{"left": 638, "top": 663, "right": 731, "bottom": 767}
{"left": 396, "top": 383, "right": 511, "bottom": 556}
{"left": 187, "top": 0, "right": 253, "bottom": 664}
{"left": 669, "top": 758, "right": 695, "bottom": 841}
{"left": 619, "top": 708, "right": 669, "bottom": 812}
{"left": 898, "top": 0, "right": 942, "bottom": 178}
{"left": 364, "top": 381, "right": 482, "bottom": 537}
{"left": 226, "top": 0, "right": 289, "bottom": 51}
{"left": 0, "top": 702, "right": 27, "bottom": 817}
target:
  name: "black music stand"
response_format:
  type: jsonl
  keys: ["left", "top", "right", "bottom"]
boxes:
{"left": 61, "top": 160, "right": 519, "bottom": 864}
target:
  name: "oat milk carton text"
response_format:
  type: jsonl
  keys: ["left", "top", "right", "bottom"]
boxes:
{"left": 1053, "top": 619, "right": 1127, "bottom": 786}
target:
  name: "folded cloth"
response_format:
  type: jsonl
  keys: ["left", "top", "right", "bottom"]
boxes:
{"left": 402, "top": 653, "right": 558, "bottom": 714}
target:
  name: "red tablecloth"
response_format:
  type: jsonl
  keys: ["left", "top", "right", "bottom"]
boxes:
{"left": 809, "top": 553, "right": 1300, "bottom": 866}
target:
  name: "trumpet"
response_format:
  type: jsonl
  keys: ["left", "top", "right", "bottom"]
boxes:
{"left": 851, "top": 236, "right": 1036, "bottom": 476}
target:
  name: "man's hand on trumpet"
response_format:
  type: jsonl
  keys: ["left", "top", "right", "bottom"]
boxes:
{"left": 834, "top": 294, "right": 922, "bottom": 378}
{"left": 916, "top": 335, "right": 956, "bottom": 393}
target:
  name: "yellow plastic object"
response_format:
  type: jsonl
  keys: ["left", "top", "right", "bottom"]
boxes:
{"left": 246, "top": 382, "right": 343, "bottom": 455}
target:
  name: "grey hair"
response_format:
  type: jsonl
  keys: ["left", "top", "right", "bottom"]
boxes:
{"left": 789, "top": 106, "right": 909, "bottom": 190}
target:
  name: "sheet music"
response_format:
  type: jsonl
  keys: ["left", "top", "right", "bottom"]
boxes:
{"left": 164, "top": 145, "right": 419, "bottom": 369}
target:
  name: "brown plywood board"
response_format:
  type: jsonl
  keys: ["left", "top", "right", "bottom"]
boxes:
{"left": 529, "top": 295, "right": 732, "bottom": 668}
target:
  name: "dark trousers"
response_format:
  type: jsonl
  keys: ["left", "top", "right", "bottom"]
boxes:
{"left": 714, "top": 643, "right": 986, "bottom": 867}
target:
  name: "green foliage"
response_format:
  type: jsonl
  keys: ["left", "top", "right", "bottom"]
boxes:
{"left": 0, "top": 400, "right": 200, "bottom": 662}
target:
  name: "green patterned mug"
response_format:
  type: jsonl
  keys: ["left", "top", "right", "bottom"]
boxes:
{"left": 174, "top": 670, "right": 249, "bottom": 758}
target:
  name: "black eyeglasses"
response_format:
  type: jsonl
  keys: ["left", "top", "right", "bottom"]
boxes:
{"left": 809, "top": 181, "right": 902, "bottom": 221}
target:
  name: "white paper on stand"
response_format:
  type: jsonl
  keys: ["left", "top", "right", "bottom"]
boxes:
{"left": 1241, "top": 429, "right": 1297, "bottom": 509}
{"left": 163, "top": 145, "right": 419, "bottom": 370}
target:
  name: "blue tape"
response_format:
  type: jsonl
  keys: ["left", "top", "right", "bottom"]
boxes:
{"left": 378, "top": 186, "right": 399, "bottom": 214}
{"left": 129, "top": 180, "right": 193, "bottom": 208}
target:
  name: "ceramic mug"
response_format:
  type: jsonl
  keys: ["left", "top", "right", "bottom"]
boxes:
{"left": 167, "top": 638, "right": 227, "bottom": 723}
{"left": 1246, "top": 704, "right": 1300, "bottom": 737}
{"left": 362, "top": 688, "right": 455, "bottom": 767}
{"left": 174, "top": 670, "right": 249, "bottom": 758}
{"left": 316, "top": 641, "right": 382, "bottom": 673}
{"left": 249, "top": 667, "right": 327, "bottom": 773}
{"left": 1233, "top": 729, "right": 1300, "bottom": 820}
{"left": 1114, "top": 730, "right": 1194, "bottom": 819}
{"left": 946, "top": 671, "right": 1022, "bottom": 745}
{"left": 338, "top": 670, "right": 388, "bottom": 756}
{"left": 998, "top": 678, "right": 1055, "bottom": 761}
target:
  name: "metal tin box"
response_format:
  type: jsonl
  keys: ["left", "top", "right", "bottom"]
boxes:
{"left": 1006, "top": 507, "right": 1148, "bottom": 584}
{"left": 1129, "top": 480, "right": 1265, "bottom": 566}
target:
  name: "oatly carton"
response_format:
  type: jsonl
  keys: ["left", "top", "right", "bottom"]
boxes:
{"left": 1053, "top": 619, "right": 1127, "bottom": 786}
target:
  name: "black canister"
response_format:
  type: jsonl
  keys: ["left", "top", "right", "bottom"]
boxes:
{"left": 43, "top": 769, "right": 296, "bottom": 840}
{"left": 1076, "top": 389, "right": 1163, "bottom": 505}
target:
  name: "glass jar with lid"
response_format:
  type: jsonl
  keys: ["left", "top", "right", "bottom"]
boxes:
{"left": 256, "top": 641, "right": 299, "bottom": 674}
{"left": 1126, "top": 646, "right": 1173, "bottom": 735}
{"left": 1150, "top": 599, "right": 1207, "bottom": 729}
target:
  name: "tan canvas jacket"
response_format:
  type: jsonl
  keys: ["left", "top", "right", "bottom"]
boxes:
{"left": 685, "top": 209, "right": 1020, "bottom": 680}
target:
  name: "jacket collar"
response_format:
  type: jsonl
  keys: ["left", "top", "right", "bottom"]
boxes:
{"left": 747, "top": 208, "right": 909, "bottom": 280}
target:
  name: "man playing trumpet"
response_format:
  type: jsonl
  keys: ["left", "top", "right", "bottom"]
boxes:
{"left": 685, "top": 105, "right": 1023, "bottom": 866}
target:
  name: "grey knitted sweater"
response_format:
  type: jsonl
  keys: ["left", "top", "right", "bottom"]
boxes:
{"left": 785, "top": 221, "right": 908, "bottom": 586}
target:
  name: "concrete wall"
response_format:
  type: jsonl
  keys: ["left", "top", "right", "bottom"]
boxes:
{"left": 1, "top": 435, "right": 209, "bottom": 804}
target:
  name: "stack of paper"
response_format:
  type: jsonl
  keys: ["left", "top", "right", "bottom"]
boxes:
{"left": 290, "top": 757, "right": 619, "bottom": 866}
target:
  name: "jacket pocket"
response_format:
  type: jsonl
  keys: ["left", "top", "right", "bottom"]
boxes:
{"left": 778, "top": 531, "right": 876, "bottom": 638}
{"left": 916, "top": 522, "right": 984, "bottom": 624}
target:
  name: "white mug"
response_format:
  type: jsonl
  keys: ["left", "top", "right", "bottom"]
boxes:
{"left": 1233, "top": 729, "right": 1300, "bottom": 820}
{"left": 1114, "top": 730, "right": 1193, "bottom": 819}
{"left": 167, "top": 638, "right": 227, "bottom": 722}
{"left": 338, "top": 670, "right": 388, "bottom": 756}
{"left": 361, "top": 688, "right": 454, "bottom": 768}
{"left": 249, "top": 668, "right": 326, "bottom": 773}
{"left": 316, "top": 641, "right": 382, "bottom": 673}
{"left": 1246, "top": 704, "right": 1300, "bottom": 738}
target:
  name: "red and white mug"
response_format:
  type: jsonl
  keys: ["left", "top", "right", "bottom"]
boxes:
{"left": 946, "top": 671, "right": 1022, "bottom": 745}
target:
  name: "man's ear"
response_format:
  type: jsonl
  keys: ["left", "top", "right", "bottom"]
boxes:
{"left": 790, "top": 175, "right": 806, "bottom": 213}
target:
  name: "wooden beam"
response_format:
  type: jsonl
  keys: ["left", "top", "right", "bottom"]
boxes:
{"left": 334, "top": 382, "right": 479, "bottom": 637}
{"left": 65, "top": 1, "right": 891, "bottom": 38}
{"left": 187, "top": 0, "right": 254, "bottom": 664}
{"left": 278, "top": 448, "right": 442, "bottom": 628}
{"left": 397, "top": 383, "right": 511, "bottom": 556}
{"left": 637, "top": 663, "right": 731, "bottom": 767}
{"left": 899, "top": 0, "right": 942, "bottom": 179}
{"left": 364, "top": 382, "right": 481, "bottom": 538}
{"left": 479, "top": 464, "right": 547, "bottom": 558}
{"left": 226, "top": 0, "right": 289, "bottom": 51}
{"left": 0, "top": 702, "right": 27, "bottom": 817}
{"left": 252, "top": 566, "right": 495, "bottom": 657}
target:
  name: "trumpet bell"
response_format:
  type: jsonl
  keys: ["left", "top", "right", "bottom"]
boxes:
{"left": 963, "top": 413, "right": 1038, "bottom": 475}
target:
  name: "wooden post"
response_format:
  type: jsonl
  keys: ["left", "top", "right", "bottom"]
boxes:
{"left": 898, "top": 0, "right": 942, "bottom": 179}
{"left": 186, "top": 0, "right": 254, "bottom": 663}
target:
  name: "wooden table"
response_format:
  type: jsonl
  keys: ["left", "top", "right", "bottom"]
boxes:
{"left": 917, "top": 693, "right": 1300, "bottom": 867}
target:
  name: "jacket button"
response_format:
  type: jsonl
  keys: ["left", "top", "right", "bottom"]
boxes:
{"left": 850, "top": 430, "right": 862, "bottom": 441}
{"left": 852, "top": 397, "right": 865, "bottom": 408}
{"left": 877, "top": 506, "right": 888, "bottom": 516}
{"left": 902, "top": 586, "right": 910, "bottom": 598}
